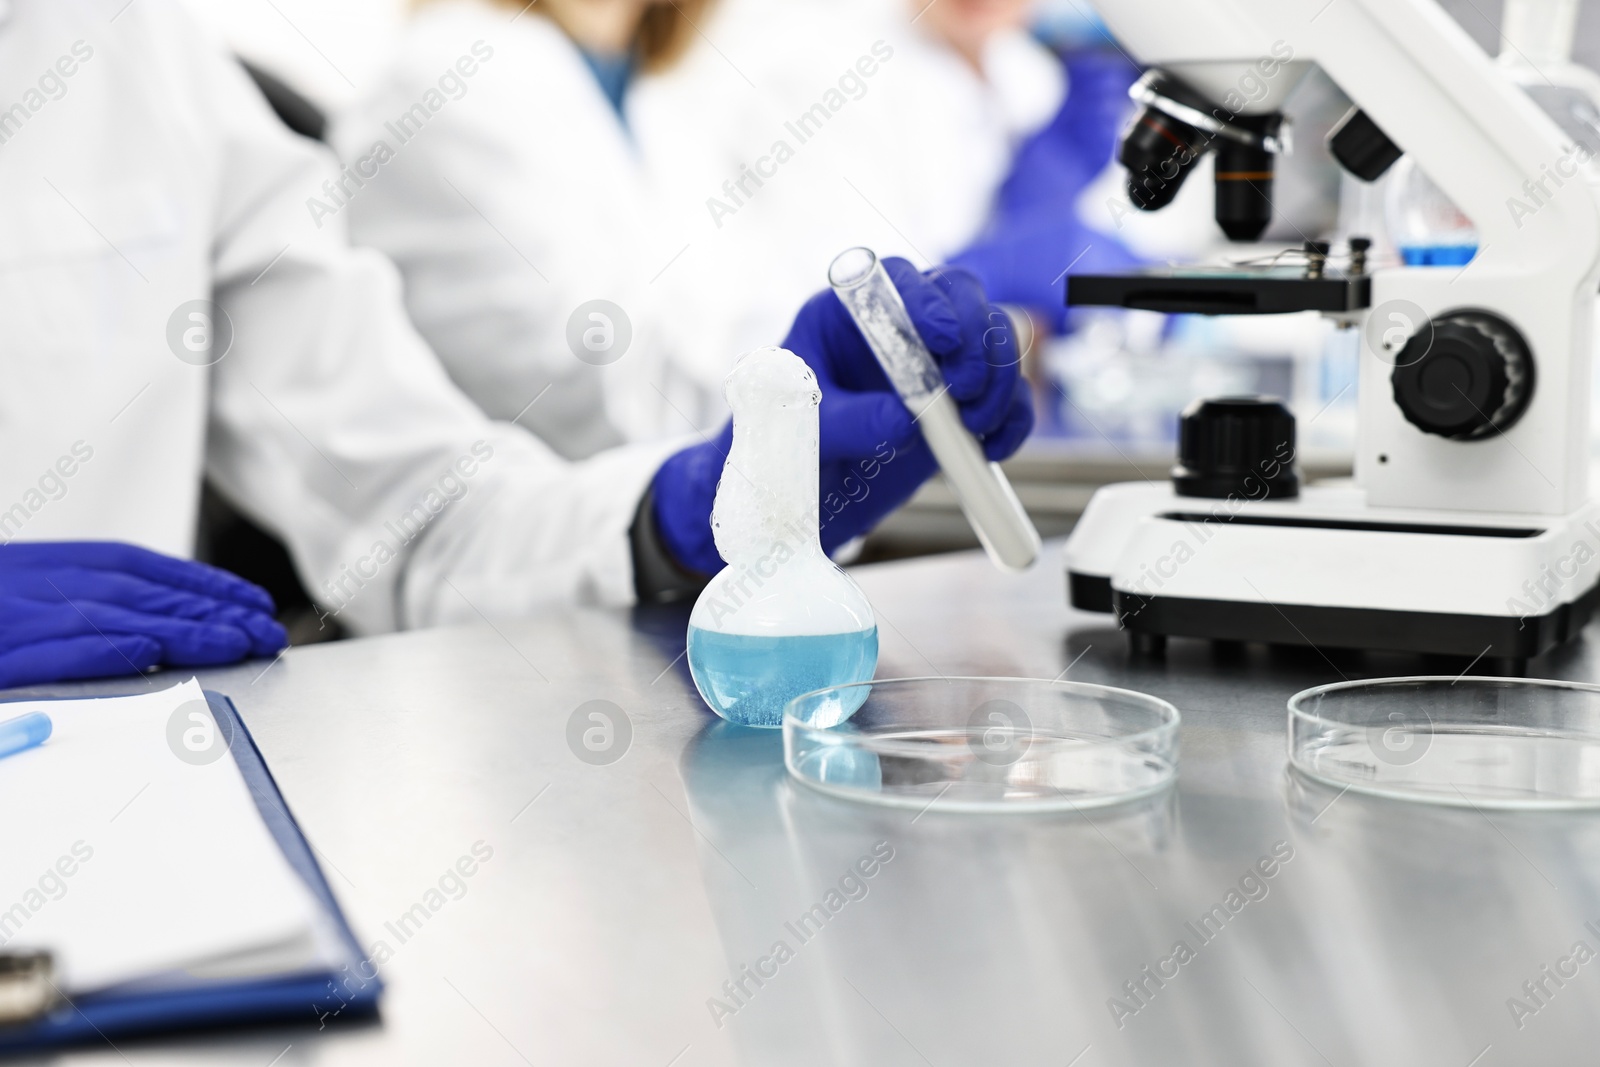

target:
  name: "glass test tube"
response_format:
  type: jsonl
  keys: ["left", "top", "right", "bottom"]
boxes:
{"left": 828, "top": 247, "right": 1041, "bottom": 572}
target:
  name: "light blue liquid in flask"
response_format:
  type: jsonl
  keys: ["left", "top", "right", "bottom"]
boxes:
{"left": 686, "top": 347, "right": 879, "bottom": 728}
{"left": 688, "top": 627, "right": 878, "bottom": 728}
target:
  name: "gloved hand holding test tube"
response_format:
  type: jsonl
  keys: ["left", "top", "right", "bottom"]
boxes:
{"left": 828, "top": 247, "right": 1041, "bottom": 572}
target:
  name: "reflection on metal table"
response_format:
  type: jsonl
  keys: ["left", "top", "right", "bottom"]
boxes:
{"left": 14, "top": 542, "right": 1600, "bottom": 1065}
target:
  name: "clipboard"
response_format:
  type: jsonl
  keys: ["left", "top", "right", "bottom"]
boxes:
{"left": 0, "top": 690, "right": 381, "bottom": 1052}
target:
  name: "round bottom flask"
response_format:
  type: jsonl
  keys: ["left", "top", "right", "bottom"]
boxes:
{"left": 686, "top": 347, "right": 878, "bottom": 728}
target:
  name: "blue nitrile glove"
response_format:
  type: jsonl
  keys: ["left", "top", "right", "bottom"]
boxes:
{"left": 1001, "top": 50, "right": 1144, "bottom": 219}
{"left": 951, "top": 49, "right": 1145, "bottom": 334}
{"left": 951, "top": 214, "right": 1143, "bottom": 335}
{"left": 652, "top": 260, "right": 1035, "bottom": 576}
{"left": 0, "top": 542, "right": 287, "bottom": 689}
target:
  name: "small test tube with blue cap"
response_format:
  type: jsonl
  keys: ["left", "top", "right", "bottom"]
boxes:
{"left": 827, "top": 247, "right": 1041, "bottom": 572}
{"left": 0, "top": 712, "right": 51, "bottom": 761}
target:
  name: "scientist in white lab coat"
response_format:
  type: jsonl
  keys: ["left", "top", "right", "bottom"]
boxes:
{"left": 334, "top": 0, "right": 715, "bottom": 453}
{"left": 335, "top": 0, "right": 1122, "bottom": 450}
{"left": 0, "top": 0, "right": 1032, "bottom": 691}
{"left": 633, "top": 0, "right": 1083, "bottom": 368}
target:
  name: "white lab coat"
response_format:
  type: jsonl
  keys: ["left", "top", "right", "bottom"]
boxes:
{"left": 0, "top": 0, "right": 673, "bottom": 634}
{"left": 334, "top": 0, "right": 1064, "bottom": 450}
{"left": 628, "top": 0, "right": 1066, "bottom": 395}
{"left": 333, "top": 1, "right": 711, "bottom": 453}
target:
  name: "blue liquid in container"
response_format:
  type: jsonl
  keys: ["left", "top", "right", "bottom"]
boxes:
{"left": 1399, "top": 243, "right": 1478, "bottom": 266}
{"left": 687, "top": 626, "right": 878, "bottom": 728}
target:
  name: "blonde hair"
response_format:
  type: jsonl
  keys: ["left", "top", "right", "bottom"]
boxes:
{"left": 468, "top": 0, "right": 713, "bottom": 72}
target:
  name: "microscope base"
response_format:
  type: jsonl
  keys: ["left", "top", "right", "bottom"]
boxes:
{"left": 1064, "top": 483, "right": 1600, "bottom": 669}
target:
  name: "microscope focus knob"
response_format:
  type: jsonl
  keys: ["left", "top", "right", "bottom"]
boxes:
{"left": 1172, "top": 396, "right": 1299, "bottom": 500}
{"left": 1391, "top": 311, "right": 1534, "bottom": 440}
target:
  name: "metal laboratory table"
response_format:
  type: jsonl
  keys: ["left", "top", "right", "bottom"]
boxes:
{"left": 18, "top": 543, "right": 1600, "bottom": 1066}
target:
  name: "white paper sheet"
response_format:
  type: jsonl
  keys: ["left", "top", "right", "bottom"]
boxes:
{"left": 0, "top": 680, "right": 321, "bottom": 992}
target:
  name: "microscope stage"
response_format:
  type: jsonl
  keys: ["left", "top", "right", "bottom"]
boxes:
{"left": 1067, "top": 265, "right": 1370, "bottom": 315}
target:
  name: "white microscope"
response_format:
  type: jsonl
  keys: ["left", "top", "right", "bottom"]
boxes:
{"left": 1062, "top": 0, "right": 1600, "bottom": 673}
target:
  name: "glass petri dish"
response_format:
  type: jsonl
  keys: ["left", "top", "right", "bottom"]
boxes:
{"left": 1288, "top": 676, "right": 1600, "bottom": 809}
{"left": 784, "top": 676, "right": 1179, "bottom": 813}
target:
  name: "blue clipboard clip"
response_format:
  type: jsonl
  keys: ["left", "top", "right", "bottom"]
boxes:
{"left": 0, "top": 952, "right": 55, "bottom": 1026}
